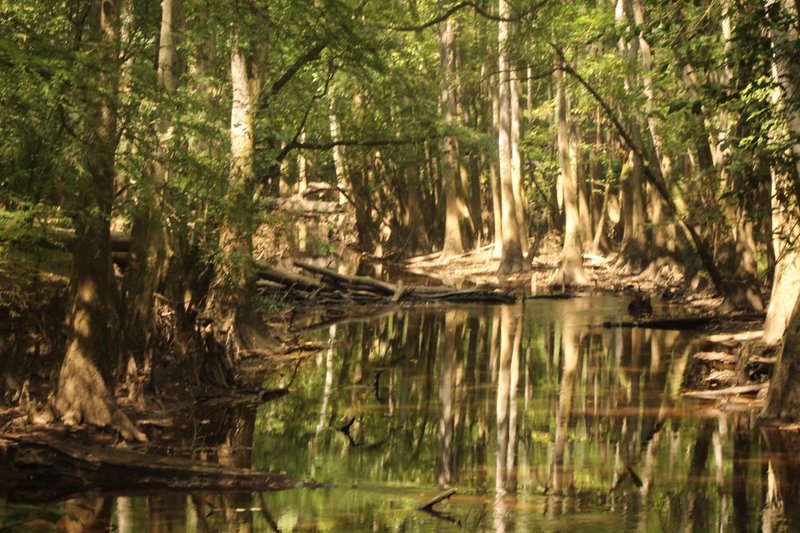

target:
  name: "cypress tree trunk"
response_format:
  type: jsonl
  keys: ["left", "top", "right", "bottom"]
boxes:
{"left": 491, "top": 67, "right": 504, "bottom": 259}
{"left": 554, "top": 67, "right": 588, "bottom": 286}
{"left": 439, "top": 19, "right": 466, "bottom": 258}
{"left": 124, "top": 0, "right": 183, "bottom": 402}
{"left": 205, "top": 22, "right": 273, "bottom": 381}
{"left": 510, "top": 70, "right": 529, "bottom": 257}
{"left": 763, "top": 0, "right": 800, "bottom": 345}
{"left": 54, "top": 0, "right": 144, "bottom": 441}
{"left": 496, "top": 0, "right": 524, "bottom": 274}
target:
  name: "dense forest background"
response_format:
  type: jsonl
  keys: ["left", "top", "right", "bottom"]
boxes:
{"left": 1, "top": 0, "right": 800, "bottom": 436}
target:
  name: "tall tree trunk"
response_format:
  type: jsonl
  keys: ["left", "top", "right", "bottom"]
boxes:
{"left": 439, "top": 19, "right": 466, "bottom": 258}
{"left": 715, "top": 0, "right": 765, "bottom": 311}
{"left": 123, "top": 0, "right": 183, "bottom": 401}
{"left": 496, "top": 0, "right": 524, "bottom": 274}
{"left": 554, "top": 67, "right": 588, "bottom": 286}
{"left": 763, "top": 0, "right": 800, "bottom": 345}
{"left": 572, "top": 119, "right": 593, "bottom": 248}
{"left": 329, "top": 93, "right": 348, "bottom": 207}
{"left": 615, "top": 0, "right": 647, "bottom": 273}
{"left": 53, "top": 0, "right": 144, "bottom": 442}
{"left": 510, "top": 70, "right": 529, "bottom": 256}
{"left": 491, "top": 68, "right": 503, "bottom": 259}
{"left": 205, "top": 22, "right": 272, "bottom": 377}
{"left": 761, "top": 293, "right": 800, "bottom": 420}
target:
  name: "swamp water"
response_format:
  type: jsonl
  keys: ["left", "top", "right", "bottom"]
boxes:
{"left": 4, "top": 295, "right": 800, "bottom": 531}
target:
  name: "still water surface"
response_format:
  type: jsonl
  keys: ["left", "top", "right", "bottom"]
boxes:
{"left": 8, "top": 296, "right": 800, "bottom": 531}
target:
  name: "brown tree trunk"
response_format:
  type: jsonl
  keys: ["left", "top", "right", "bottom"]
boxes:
{"left": 554, "top": 67, "right": 588, "bottom": 286}
{"left": 510, "top": 69, "right": 529, "bottom": 257}
{"left": 491, "top": 68, "right": 503, "bottom": 259}
{"left": 205, "top": 21, "right": 273, "bottom": 378}
{"left": 763, "top": 0, "right": 800, "bottom": 345}
{"left": 439, "top": 19, "right": 467, "bottom": 258}
{"left": 123, "top": 0, "right": 183, "bottom": 402}
{"left": 496, "top": 0, "right": 524, "bottom": 274}
{"left": 761, "top": 293, "right": 800, "bottom": 420}
{"left": 53, "top": 0, "right": 144, "bottom": 442}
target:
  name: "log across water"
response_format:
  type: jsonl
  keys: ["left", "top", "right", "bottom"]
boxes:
{"left": 257, "top": 260, "right": 516, "bottom": 305}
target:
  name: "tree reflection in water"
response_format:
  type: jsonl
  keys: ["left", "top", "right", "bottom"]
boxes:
{"left": 29, "top": 297, "right": 800, "bottom": 531}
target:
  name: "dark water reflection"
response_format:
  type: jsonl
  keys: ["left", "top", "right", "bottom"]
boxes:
{"left": 5, "top": 296, "right": 800, "bottom": 531}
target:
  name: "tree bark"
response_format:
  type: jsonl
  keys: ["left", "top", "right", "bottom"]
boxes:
{"left": 510, "top": 68, "right": 529, "bottom": 256}
{"left": 123, "top": 0, "right": 183, "bottom": 401}
{"left": 205, "top": 20, "right": 274, "bottom": 376}
{"left": 763, "top": 0, "right": 800, "bottom": 345}
{"left": 554, "top": 67, "right": 588, "bottom": 286}
{"left": 761, "top": 293, "right": 800, "bottom": 420}
{"left": 496, "top": 0, "right": 524, "bottom": 274}
{"left": 53, "top": 0, "right": 144, "bottom": 442}
{"left": 490, "top": 67, "right": 504, "bottom": 259}
{"left": 439, "top": 19, "right": 466, "bottom": 258}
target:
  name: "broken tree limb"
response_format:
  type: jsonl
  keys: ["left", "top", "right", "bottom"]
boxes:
{"left": 255, "top": 262, "right": 325, "bottom": 291}
{"left": 294, "top": 260, "right": 397, "bottom": 295}
{"left": 417, "top": 488, "right": 457, "bottom": 511}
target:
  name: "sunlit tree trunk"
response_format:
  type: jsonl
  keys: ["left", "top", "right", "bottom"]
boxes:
{"left": 329, "top": 94, "right": 348, "bottom": 207}
{"left": 712, "top": 0, "right": 765, "bottom": 311}
{"left": 615, "top": 0, "right": 647, "bottom": 273}
{"left": 763, "top": 0, "right": 800, "bottom": 345}
{"left": 510, "top": 71, "right": 529, "bottom": 257}
{"left": 496, "top": 0, "right": 524, "bottom": 274}
{"left": 554, "top": 67, "right": 588, "bottom": 285}
{"left": 205, "top": 20, "right": 272, "bottom": 373}
{"left": 572, "top": 120, "right": 593, "bottom": 248}
{"left": 439, "top": 19, "right": 467, "bottom": 258}
{"left": 124, "top": 0, "right": 183, "bottom": 402}
{"left": 491, "top": 68, "right": 504, "bottom": 259}
{"left": 628, "top": 0, "right": 681, "bottom": 279}
{"left": 53, "top": 0, "right": 144, "bottom": 441}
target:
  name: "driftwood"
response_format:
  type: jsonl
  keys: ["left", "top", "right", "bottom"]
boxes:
{"left": 256, "top": 261, "right": 516, "bottom": 306}
{"left": 0, "top": 434, "right": 297, "bottom": 502}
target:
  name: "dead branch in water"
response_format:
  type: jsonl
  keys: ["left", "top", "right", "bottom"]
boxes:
{"left": 417, "top": 488, "right": 457, "bottom": 511}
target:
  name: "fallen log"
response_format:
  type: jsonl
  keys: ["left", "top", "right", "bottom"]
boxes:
{"left": 256, "top": 262, "right": 325, "bottom": 292}
{"left": 0, "top": 434, "right": 297, "bottom": 503}
{"left": 254, "top": 260, "right": 516, "bottom": 306}
{"left": 294, "top": 260, "right": 397, "bottom": 295}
